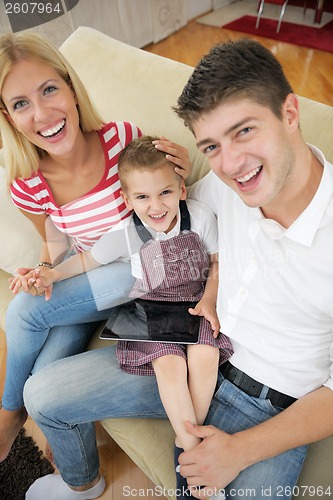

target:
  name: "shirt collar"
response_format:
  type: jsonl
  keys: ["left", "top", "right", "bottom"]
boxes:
{"left": 257, "top": 145, "right": 333, "bottom": 246}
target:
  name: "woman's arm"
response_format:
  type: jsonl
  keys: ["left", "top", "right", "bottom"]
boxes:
{"left": 11, "top": 209, "right": 70, "bottom": 269}
{"left": 20, "top": 210, "right": 52, "bottom": 263}
{"left": 8, "top": 211, "right": 51, "bottom": 295}
{"left": 36, "top": 250, "right": 100, "bottom": 289}
{"left": 9, "top": 210, "right": 72, "bottom": 298}
{"left": 35, "top": 223, "right": 132, "bottom": 298}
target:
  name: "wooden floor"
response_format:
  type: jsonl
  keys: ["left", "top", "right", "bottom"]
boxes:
{"left": 23, "top": 418, "right": 162, "bottom": 500}
{"left": 1, "top": 11, "right": 332, "bottom": 500}
{"left": 0, "top": 329, "right": 167, "bottom": 499}
{"left": 144, "top": 14, "right": 333, "bottom": 107}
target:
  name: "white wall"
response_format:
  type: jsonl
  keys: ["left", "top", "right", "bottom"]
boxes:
{"left": 0, "top": 0, "right": 230, "bottom": 48}
{"left": 186, "top": 0, "right": 212, "bottom": 20}
{"left": 186, "top": 0, "right": 235, "bottom": 21}
{"left": 212, "top": 0, "right": 234, "bottom": 10}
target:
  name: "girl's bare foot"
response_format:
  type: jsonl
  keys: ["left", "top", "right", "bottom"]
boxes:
{"left": 0, "top": 406, "right": 28, "bottom": 462}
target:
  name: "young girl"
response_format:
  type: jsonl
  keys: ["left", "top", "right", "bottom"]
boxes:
{"left": 0, "top": 31, "right": 189, "bottom": 497}
{"left": 30, "top": 136, "right": 233, "bottom": 499}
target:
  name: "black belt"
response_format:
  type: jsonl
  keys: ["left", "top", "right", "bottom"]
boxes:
{"left": 220, "top": 361, "right": 297, "bottom": 409}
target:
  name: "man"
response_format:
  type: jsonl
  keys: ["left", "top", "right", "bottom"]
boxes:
{"left": 24, "top": 39, "right": 333, "bottom": 500}
{"left": 173, "top": 39, "right": 333, "bottom": 498}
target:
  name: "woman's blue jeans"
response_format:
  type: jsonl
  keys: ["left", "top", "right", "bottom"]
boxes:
{"left": 23, "top": 345, "right": 307, "bottom": 499}
{"left": 2, "top": 261, "right": 134, "bottom": 410}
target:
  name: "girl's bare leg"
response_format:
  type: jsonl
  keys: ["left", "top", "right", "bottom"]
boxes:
{"left": 0, "top": 406, "right": 27, "bottom": 462}
{"left": 187, "top": 344, "right": 220, "bottom": 425}
{"left": 152, "top": 355, "right": 200, "bottom": 451}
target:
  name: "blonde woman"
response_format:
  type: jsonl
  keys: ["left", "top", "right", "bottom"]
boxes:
{"left": 0, "top": 31, "right": 190, "bottom": 498}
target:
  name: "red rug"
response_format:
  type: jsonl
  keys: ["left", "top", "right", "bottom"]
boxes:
{"left": 222, "top": 16, "right": 333, "bottom": 53}
{"left": 289, "top": 0, "right": 333, "bottom": 12}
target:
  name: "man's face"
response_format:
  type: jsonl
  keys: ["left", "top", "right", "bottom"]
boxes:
{"left": 193, "top": 96, "right": 298, "bottom": 214}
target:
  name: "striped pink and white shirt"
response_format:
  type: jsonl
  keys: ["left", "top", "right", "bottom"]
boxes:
{"left": 10, "top": 121, "right": 141, "bottom": 253}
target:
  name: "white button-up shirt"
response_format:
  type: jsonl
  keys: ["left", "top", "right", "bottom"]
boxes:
{"left": 189, "top": 146, "right": 333, "bottom": 398}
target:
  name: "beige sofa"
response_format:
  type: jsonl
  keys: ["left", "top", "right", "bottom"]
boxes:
{"left": 1, "top": 27, "right": 333, "bottom": 500}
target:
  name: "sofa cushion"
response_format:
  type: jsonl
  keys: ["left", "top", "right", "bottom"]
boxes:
{"left": 59, "top": 27, "right": 210, "bottom": 187}
{"left": 298, "top": 95, "right": 333, "bottom": 163}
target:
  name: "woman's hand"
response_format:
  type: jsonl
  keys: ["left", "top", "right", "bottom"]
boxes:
{"left": 152, "top": 136, "right": 191, "bottom": 179}
{"left": 9, "top": 268, "right": 36, "bottom": 294}
{"left": 34, "top": 268, "right": 54, "bottom": 301}
{"left": 8, "top": 267, "right": 52, "bottom": 299}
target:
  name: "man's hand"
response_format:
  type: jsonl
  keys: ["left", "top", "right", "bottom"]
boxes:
{"left": 152, "top": 136, "right": 191, "bottom": 179}
{"left": 178, "top": 422, "right": 244, "bottom": 499}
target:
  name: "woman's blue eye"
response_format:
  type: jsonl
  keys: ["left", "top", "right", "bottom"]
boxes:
{"left": 13, "top": 100, "right": 28, "bottom": 110}
{"left": 44, "top": 86, "right": 57, "bottom": 95}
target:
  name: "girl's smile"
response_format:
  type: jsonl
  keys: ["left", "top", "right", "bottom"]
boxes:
{"left": 121, "top": 164, "right": 186, "bottom": 234}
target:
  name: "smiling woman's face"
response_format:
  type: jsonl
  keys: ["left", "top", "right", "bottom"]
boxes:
{"left": 2, "top": 58, "right": 79, "bottom": 158}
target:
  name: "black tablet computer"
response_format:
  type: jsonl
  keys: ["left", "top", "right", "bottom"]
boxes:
{"left": 99, "top": 299, "right": 200, "bottom": 344}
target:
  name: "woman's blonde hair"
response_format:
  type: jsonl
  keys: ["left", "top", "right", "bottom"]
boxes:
{"left": 0, "top": 32, "right": 104, "bottom": 184}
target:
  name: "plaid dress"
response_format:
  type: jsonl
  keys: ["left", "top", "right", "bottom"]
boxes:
{"left": 116, "top": 202, "right": 233, "bottom": 376}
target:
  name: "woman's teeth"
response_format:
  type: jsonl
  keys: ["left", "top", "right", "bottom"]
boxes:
{"left": 39, "top": 119, "right": 65, "bottom": 138}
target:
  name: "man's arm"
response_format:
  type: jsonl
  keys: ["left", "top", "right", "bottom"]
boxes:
{"left": 179, "top": 386, "right": 333, "bottom": 498}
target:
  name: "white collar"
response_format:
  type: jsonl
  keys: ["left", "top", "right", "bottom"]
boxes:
{"left": 257, "top": 145, "right": 332, "bottom": 246}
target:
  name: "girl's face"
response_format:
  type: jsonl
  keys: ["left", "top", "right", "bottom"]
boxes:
{"left": 1, "top": 58, "right": 80, "bottom": 159}
{"left": 121, "top": 164, "right": 186, "bottom": 234}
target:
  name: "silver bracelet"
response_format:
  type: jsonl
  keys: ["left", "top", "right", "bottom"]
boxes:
{"left": 37, "top": 261, "right": 54, "bottom": 269}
